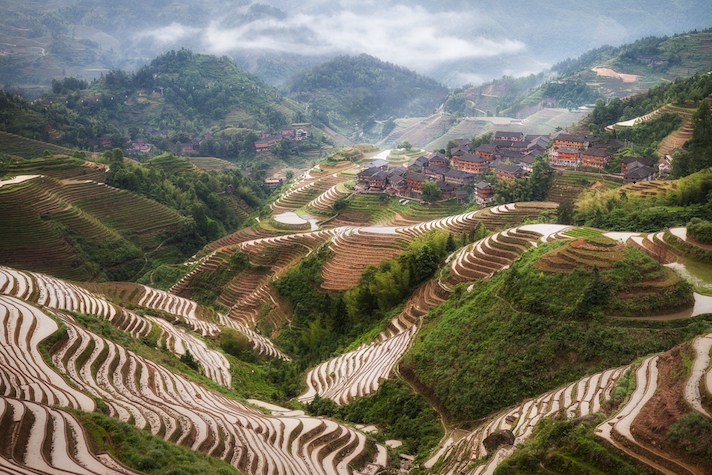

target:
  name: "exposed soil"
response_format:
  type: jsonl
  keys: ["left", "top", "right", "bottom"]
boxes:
{"left": 592, "top": 67, "right": 639, "bottom": 83}
{"left": 631, "top": 343, "right": 712, "bottom": 474}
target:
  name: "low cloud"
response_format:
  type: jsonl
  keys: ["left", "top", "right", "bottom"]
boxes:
{"left": 141, "top": 5, "right": 526, "bottom": 75}
{"left": 137, "top": 23, "right": 201, "bottom": 46}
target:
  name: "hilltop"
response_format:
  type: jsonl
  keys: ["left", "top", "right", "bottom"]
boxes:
{"left": 287, "top": 54, "right": 449, "bottom": 140}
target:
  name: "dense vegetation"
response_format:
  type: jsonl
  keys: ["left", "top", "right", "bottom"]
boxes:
{"left": 492, "top": 156, "right": 555, "bottom": 204}
{"left": 75, "top": 410, "right": 241, "bottom": 475}
{"left": 687, "top": 218, "right": 712, "bottom": 244}
{"left": 494, "top": 413, "right": 656, "bottom": 475}
{"left": 0, "top": 50, "right": 323, "bottom": 165}
{"left": 288, "top": 54, "right": 448, "bottom": 134}
{"left": 587, "top": 71, "right": 712, "bottom": 133}
{"left": 306, "top": 379, "right": 442, "bottom": 457}
{"left": 574, "top": 167, "right": 712, "bottom": 230}
{"left": 274, "top": 230, "right": 452, "bottom": 367}
{"left": 403, "top": 241, "right": 709, "bottom": 421}
{"left": 672, "top": 100, "right": 712, "bottom": 177}
{"left": 105, "top": 151, "right": 266, "bottom": 252}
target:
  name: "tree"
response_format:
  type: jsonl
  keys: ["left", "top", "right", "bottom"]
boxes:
{"left": 529, "top": 156, "right": 554, "bottom": 200}
{"left": 445, "top": 139, "right": 458, "bottom": 158}
{"left": 557, "top": 201, "right": 574, "bottom": 225}
{"left": 446, "top": 233, "right": 456, "bottom": 252}
{"left": 398, "top": 140, "right": 413, "bottom": 151}
{"left": 421, "top": 181, "right": 442, "bottom": 202}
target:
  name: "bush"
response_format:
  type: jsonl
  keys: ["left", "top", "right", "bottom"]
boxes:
{"left": 687, "top": 218, "right": 712, "bottom": 244}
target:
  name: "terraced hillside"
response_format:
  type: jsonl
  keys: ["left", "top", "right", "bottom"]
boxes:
{"left": 0, "top": 174, "right": 183, "bottom": 280}
{"left": 5, "top": 154, "right": 109, "bottom": 182}
{"left": 657, "top": 103, "right": 699, "bottom": 157}
{"left": 0, "top": 396, "right": 144, "bottom": 475}
{"left": 430, "top": 365, "right": 629, "bottom": 474}
{"left": 0, "top": 266, "right": 234, "bottom": 386}
{"left": 0, "top": 131, "right": 73, "bottom": 158}
{"left": 299, "top": 223, "right": 571, "bottom": 405}
{"left": 0, "top": 293, "right": 377, "bottom": 475}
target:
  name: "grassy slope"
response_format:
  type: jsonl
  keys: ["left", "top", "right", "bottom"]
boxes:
{"left": 402, "top": 241, "right": 709, "bottom": 423}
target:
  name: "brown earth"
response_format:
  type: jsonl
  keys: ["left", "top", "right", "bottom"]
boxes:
{"left": 631, "top": 344, "right": 712, "bottom": 475}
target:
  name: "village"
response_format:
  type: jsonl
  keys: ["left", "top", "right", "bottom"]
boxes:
{"left": 350, "top": 130, "right": 664, "bottom": 207}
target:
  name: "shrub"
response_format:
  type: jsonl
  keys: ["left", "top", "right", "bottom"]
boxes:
{"left": 687, "top": 218, "right": 712, "bottom": 244}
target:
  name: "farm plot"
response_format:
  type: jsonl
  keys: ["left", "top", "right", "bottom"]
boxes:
{"left": 0, "top": 396, "right": 143, "bottom": 475}
{"left": 431, "top": 366, "right": 628, "bottom": 474}
{"left": 0, "top": 266, "right": 233, "bottom": 386}
{"left": 47, "top": 307, "right": 370, "bottom": 475}
{"left": 0, "top": 132, "right": 73, "bottom": 158}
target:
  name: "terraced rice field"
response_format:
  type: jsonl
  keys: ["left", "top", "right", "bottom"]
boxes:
{"left": 593, "top": 338, "right": 712, "bottom": 475}
{"left": 0, "top": 267, "right": 233, "bottom": 386}
{"left": 301, "top": 223, "right": 570, "bottom": 405}
{"left": 430, "top": 365, "right": 628, "bottom": 474}
{"left": 0, "top": 176, "right": 97, "bottom": 280}
{"left": 7, "top": 155, "right": 109, "bottom": 182}
{"left": 45, "top": 304, "right": 370, "bottom": 475}
{"left": 0, "top": 396, "right": 143, "bottom": 474}
{"left": 0, "top": 175, "right": 184, "bottom": 279}
{"left": 189, "top": 156, "right": 237, "bottom": 171}
{"left": 547, "top": 172, "right": 622, "bottom": 203}
{"left": 0, "top": 132, "right": 73, "bottom": 158}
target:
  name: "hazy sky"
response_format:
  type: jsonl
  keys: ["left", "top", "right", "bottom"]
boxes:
{"left": 135, "top": 0, "right": 712, "bottom": 85}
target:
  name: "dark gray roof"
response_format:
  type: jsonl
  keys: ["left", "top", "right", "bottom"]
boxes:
{"left": 387, "top": 167, "right": 407, "bottom": 177}
{"left": 476, "top": 143, "right": 498, "bottom": 153}
{"left": 519, "top": 155, "right": 537, "bottom": 165}
{"left": 428, "top": 151, "right": 448, "bottom": 161}
{"left": 475, "top": 181, "right": 493, "bottom": 190}
{"left": 370, "top": 170, "right": 388, "bottom": 181}
{"left": 444, "top": 169, "right": 475, "bottom": 179}
{"left": 427, "top": 165, "right": 450, "bottom": 175}
{"left": 405, "top": 171, "right": 429, "bottom": 182}
{"left": 494, "top": 140, "right": 528, "bottom": 149}
{"left": 455, "top": 153, "right": 489, "bottom": 163}
{"left": 413, "top": 156, "right": 429, "bottom": 167}
{"left": 622, "top": 156, "right": 656, "bottom": 166}
{"left": 357, "top": 167, "right": 381, "bottom": 178}
{"left": 555, "top": 133, "right": 597, "bottom": 143}
{"left": 437, "top": 181, "right": 456, "bottom": 191}
{"left": 582, "top": 148, "right": 613, "bottom": 157}
{"left": 625, "top": 166, "right": 655, "bottom": 179}
{"left": 492, "top": 162, "right": 526, "bottom": 175}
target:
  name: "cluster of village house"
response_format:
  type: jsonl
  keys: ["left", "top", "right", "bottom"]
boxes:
{"left": 356, "top": 130, "right": 661, "bottom": 206}
{"left": 254, "top": 127, "right": 308, "bottom": 151}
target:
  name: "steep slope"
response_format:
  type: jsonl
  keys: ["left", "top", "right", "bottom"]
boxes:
{"left": 288, "top": 54, "right": 448, "bottom": 137}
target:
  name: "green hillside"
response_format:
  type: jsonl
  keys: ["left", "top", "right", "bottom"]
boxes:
{"left": 288, "top": 54, "right": 449, "bottom": 140}
{"left": 403, "top": 239, "right": 704, "bottom": 422}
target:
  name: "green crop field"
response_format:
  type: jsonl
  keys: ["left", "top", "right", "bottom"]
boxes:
{"left": 0, "top": 132, "right": 73, "bottom": 159}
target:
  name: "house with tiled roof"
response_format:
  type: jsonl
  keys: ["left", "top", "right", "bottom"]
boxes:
{"left": 581, "top": 148, "right": 613, "bottom": 168}
{"left": 452, "top": 153, "right": 490, "bottom": 174}
{"left": 443, "top": 169, "right": 475, "bottom": 186}
{"left": 475, "top": 181, "right": 494, "bottom": 205}
{"left": 624, "top": 166, "right": 656, "bottom": 184}
{"left": 491, "top": 161, "right": 528, "bottom": 181}
{"left": 475, "top": 143, "right": 498, "bottom": 159}
{"left": 621, "top": 156, "right": 656, "bottom": 175}
{"left": 495, "top": 131, "right": 525, "bottom": 141}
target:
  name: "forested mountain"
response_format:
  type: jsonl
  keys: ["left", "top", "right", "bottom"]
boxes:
{"left": 288, "top": 54, "right": 448, "bottom": 139}
{"left": 0, "top": 50, "right": 333, "bottom": 165}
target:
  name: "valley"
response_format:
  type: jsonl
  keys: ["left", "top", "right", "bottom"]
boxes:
{"left": 2, "top": 20, "right": 712, "bottom": 475}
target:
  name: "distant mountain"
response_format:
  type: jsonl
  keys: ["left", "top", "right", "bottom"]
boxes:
{"left": 6, "top": 0, "right": 711, "bottom": 93}
{"left": 287, "top": 54, "right": 448, "bottom": 140}
{"left": 0, "top": 50, "right": 308, "bottom": 152}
